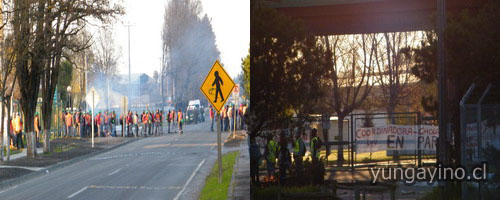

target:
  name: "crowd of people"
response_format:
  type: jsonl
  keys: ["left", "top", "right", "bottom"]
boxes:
{"left": 208, "top": 103, "right": 248, "bottom": 132}
{"left": 250, "top": 128, "right": 323, "bottom": 185}
{"left": 58, "top": 109, "right": 188, "bottom": 138}
{"left": 5, "top": 102, "right": 242, "bottom": 150}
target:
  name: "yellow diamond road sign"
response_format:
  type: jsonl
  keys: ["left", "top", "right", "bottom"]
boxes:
{"left": 200, "top": 60, "right": 235, "bottom": 113}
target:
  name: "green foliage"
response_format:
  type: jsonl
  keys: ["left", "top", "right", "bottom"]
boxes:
{"left": 199, "top": 151, "right": 239, "bottom": 200}
{"left": 408, "top": 32, "right": 438, "bottom": 116}
{"left": 410, "top": 0, "right": 500, "bottom": 119}
{"left": 56, "top": 60, "right": 73, "bottom": 104}
{"left": 3, "top": 147, "right": 22, "bottom": 156}
{"left": 288, "top": 158, "right": 325, "bottom": 186}
{"left": 241, "top": 52, "right": 250, "bottom": 97}
{"left": 250, "top": 3, "right": 327, "bottom": 138}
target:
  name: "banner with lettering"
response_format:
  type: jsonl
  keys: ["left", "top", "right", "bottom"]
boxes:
{"left": 355, "top": 125, "right": 438, "bottom": 153}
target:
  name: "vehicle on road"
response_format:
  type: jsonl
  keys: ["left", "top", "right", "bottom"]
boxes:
{"left": 186, "top": 99, "right": 201, "bottom": 124}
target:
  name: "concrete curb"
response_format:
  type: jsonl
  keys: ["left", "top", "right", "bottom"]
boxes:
{"left": 0, "top": 137, "right": 143, "bottom": 190}
{"left": 227, "top": 140, "right": 244, "bottom": 199}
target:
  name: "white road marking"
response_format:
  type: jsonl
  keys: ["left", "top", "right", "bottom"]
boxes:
{"left": 108, "top": 168, "right": 121, "bottom": 176}
{"left": 87, "top": 185, "right": 181, "bottom": 190}
{"left": 90, "top": 152, "right": 171, "bottom": 160}
{"left": 173, "top": 158, "right": 206, "bottom": 200}
{"left": 67, "top": 186, "right": 88, "bottom": 199}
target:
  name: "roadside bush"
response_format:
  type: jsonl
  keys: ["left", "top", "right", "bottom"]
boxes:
{"left": 252, "top": 185, "right": 322, "bottom": 200}
{"left": 288, "top": 158, "right": 325, "bottom": 186}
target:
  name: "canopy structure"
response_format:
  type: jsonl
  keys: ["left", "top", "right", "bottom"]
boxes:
{"left": 263, "top": 0, "right": 485, "bottom": 35}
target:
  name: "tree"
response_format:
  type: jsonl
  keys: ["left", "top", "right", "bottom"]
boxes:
{"left": 410, "top": 0, "right": 500, "bottom": 165}
{"left": 56, "top": 61, "right": 73, "bottom": 108}
{"left": 374, "top": 32, "right": 419, "bottom": 120}
{"left": 0, "top": 35, "right": 18, "bottom": 161}
{"left": 320, "top": 34, "right": 376, "bottom": 164}
{"left": 250, "top": 3, "right": 326, "bottom": 139}
{"left": 92, "top": 28, "right": 120, "bottom": 110}
{"left": 240, "top": 52, "right": 250, "bottom": 97}
{"left": 162, "top": 0, "right": 220, "bottom": 108}
{"left": 5, "top": 0, "right": 123, "bottom": 157}
{"left": 408, "top": 31, "right": 438, "bottom": 117}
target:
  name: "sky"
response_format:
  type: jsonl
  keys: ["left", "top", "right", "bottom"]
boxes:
{"left": 105, "top": 0, "right": 249, "bottom": 79}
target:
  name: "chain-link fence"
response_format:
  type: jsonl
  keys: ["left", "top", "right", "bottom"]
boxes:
{"left": 254, "top": 112, "right": 438, "bottom": 170}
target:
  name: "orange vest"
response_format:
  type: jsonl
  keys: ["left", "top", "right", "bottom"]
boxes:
{"left": 34, "top": 116, "right": 40, "bottom": 131}
{"left": 13, "top": 116, "right": 22, "bottom": 133}
{"left": 65, "top": 114, "right": 73, "bottom": 127}
{"left": 177, "top": 112, "right": 183, "bottom": 123}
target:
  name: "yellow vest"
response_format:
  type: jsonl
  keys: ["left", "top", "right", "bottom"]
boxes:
{"left": 267, "top": 140, "right": 279, "bottom": 162}
{"left": 311, "top": 137, "right": 320, "bottom": 159}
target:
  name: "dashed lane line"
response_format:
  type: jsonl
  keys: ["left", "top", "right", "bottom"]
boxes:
{"left": 173, "top": 158, "right": 206, "bottom": 200}
{"left": 88, "top": 185, "right": 181, "bottom": 190}
{"left": 67, "top": 186, "right": 88, "bottom": 199}
{"left": 108, "top": 168, "right": 121, "bottom": 176}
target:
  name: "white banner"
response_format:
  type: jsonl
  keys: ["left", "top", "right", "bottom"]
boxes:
{"left": 356, "top": 125, "right": 438, "bottom": 153}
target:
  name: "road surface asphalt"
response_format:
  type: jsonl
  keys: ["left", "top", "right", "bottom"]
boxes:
{"left": 0, "top": 121, "right": 230, "bottom": 200}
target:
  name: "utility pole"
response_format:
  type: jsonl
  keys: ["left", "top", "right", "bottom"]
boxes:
{"left": 124, "top": 22, "right": 134, "bottom": 103}
{"left": 127, "top": 24, "right": 131, "bottom": 87}
{"left": 437, "top": 0, "right": 450, "bottom": 198}
{"left": 437, "top": 0, "right": 448, "bottom": 166}
{"left": 84, "top": 54, "right": 87, "bottom": 106}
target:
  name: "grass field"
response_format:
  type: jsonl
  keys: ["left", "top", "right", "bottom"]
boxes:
{"left": 199, "top": 150, "right": 240, "bottom": 200}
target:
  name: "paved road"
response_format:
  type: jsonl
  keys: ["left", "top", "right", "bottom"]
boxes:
{"left": 0, "top": 121, "right": 229, "bottom": 200}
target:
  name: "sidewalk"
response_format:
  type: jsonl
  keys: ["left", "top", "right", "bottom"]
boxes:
{"left": 228, "top": 134, "right": 250, "bottom": 200}
{"left": 3, "top": 148, "right": 44, "bottom": 162}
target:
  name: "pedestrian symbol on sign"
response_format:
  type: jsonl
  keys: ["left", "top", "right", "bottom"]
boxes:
{"left": 212, "top": 71, "right": 224, "bottom": 102}
{"left": 200, "top": 60, "right": 235, "bottom": 113}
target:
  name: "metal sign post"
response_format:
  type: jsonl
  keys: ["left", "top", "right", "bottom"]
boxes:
{"left": 217, "top": 112, "right": 222, "bottom": 183}
{"left": 200, "top": 60, "right": 235, "bottom": 184}
{"left": 86, "top": 88, "right": 100, "bottom": 148}
{"left": 123, "top": 97, "right": 128, "bottom": 137}
{"left": 91, "top": 92, "right": 95, "bottom": 148}
{"left": 233, "top": 94, "right": 237, "bottom": 139}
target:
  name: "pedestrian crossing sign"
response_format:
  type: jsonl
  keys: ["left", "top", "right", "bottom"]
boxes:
{"left": 200, "top": 60, "right": 235, "bottom": 113}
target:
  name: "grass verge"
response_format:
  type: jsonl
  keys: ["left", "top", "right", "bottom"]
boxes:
{"left": 199, "top": 150, "right": 240, "bottom": 200}
{"left": 2, "top": 147, "right": 22, "bottom": 156}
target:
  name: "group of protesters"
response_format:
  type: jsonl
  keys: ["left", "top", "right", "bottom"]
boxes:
{"left": 59, "top": 108, "right": 186, "bottom": 138}
{"left": 209, "top": 103, "right": 248, "bottom": 132}
{"left": 3, "top": 107, "right": 190, "bottom": 150}
{"left": 250, "top": 128, "right": 322, "bottom": 185}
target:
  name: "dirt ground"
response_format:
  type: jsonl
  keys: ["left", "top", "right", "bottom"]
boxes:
{"left": 224, "top": 131, "right": 247, "bottom": 148}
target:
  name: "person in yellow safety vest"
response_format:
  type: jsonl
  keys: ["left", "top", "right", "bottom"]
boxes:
{"left": 265, "top": 135, "right": 279, "bottom": 181}
{"left": 177, "top": 109, "right": 183, "bottom": 134}
{"left": 293, "top": 128, "right": 306, "bottom": 167}
{"left": 310, "top": 128, "right": 321, "bottom": 163}
{"left": 13, "top": 113, "right": 24, "bottom": 149}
